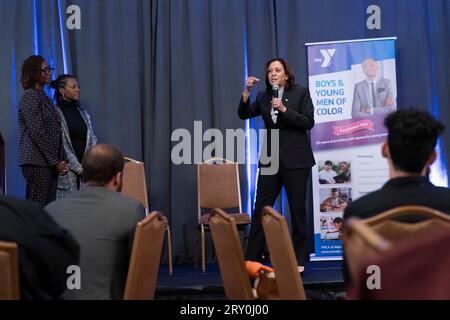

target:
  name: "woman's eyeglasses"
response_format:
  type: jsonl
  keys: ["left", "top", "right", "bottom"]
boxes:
{"left": 41, "top": 67, "right": 55, "bottom": 74}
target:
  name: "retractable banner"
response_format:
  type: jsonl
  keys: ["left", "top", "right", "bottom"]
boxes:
{"left": 306, "top": 37, "right": 397, "bottom": 260}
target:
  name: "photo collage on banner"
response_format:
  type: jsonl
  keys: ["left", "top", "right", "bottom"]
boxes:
{"left": 306, "top": 37, "right": 397, "bottom": 260}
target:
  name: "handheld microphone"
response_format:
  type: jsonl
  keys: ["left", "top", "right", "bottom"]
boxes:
{"left": 272, "top": 85, "right": 279, "bottom": 115}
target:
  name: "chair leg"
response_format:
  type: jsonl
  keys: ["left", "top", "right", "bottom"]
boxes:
{"left": 166, "top": 226, "right": 173, "bottom": 275}
{"left": 211, "top": 241, "right": 216, "bottom": 262}
{"left": 194, "top": 231, "right": 199, "bottom": 269}
{"left": 201, "top": 225, "right": 206, "bottom": 272}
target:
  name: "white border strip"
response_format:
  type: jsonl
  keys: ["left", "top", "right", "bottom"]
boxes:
{"left": 305, "top": 36, "right": 397, "bottom": 47}
{"left": 309, "top": 254, "right": 343, "bottom": 261}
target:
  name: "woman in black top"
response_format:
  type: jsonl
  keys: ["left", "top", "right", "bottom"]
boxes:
{"left": 51, "top": 75, "right": 97, "bottom": 199}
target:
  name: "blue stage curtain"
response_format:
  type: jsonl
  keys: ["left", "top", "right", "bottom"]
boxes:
{"left": 0, "top": 0, "right": 449, "bottom": 263}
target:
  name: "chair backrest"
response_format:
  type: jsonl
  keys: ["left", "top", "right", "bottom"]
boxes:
{"left": 343, "top": 205, "right": 450, "bottom": 281}
{"left": 261, "top": 206, "right": 306, "bottom": 300}
{"left": 343, "top": 217, "right": 392, "bottom": 281}
{"left": 0, "top": 241, "right": 20, "bottom": 300}
{"left": 209, "top": 208, "right": 255, "bottom": 300}
{"left": 364, "top": 205, "right": 450, "bottom": 241}
{"left": 123, "top": 211, "right": 166, "bottom": 300}
{"left": 197, "top": 158, "right": 242, "bottom": 221}
{"left": 345, "top": 218, "right": 450, "bottom": 299}
{"left": 122, "top": 157, "right": 149, "bottom": 210}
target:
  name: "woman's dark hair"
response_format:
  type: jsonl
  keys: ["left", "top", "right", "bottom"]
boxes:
{"left": 21, "top": 55, "right": 45, "bottom": 90}
{"left": 265, "top": 57, "right": 296, "bottom": 91}
{"left": 50, "top": 74, "right": 77, "bottom": 104}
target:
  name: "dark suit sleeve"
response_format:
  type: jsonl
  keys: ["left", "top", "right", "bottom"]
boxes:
{"left": 238, "top": 93, "right": 262, "bottom": 120}
{"left": 282, "top": 87, "right": 315, "bottom": 130}
{"left": 19, "top": 91, "right": 61, "bottom": 166}
{"left": 31, "top": 205, "right": 80, "bottom": 298}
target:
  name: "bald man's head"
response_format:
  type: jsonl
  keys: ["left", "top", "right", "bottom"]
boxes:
{"left": 82, "top": 144, "right": 124, "bottom": 187}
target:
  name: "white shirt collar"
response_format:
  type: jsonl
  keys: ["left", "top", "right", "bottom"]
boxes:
{"left": 366, "top": 76, "right": 378, "bottom": 85}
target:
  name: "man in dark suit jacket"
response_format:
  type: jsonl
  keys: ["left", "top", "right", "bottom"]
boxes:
{"left": 0, "top": 194, "right": 79, "bottom": 299}
{"left": 45, "top": 144, "right": 146, "bottom": 300}
{"left": 239, "top": 58, "right": 315, "bottom": 267}
{"left": 343, "top": 109, "right": 450, "bottom": 283}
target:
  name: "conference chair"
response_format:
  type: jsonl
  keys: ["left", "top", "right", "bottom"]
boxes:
{"left": 0, "top": 241, "right": 20, "bottom": 300}
{"left": 209, "top": 208, "right": 255, "bottom": 300}
{"left": 343, "top": 217, "right": 392, "bottom": 282}
{"left": 261, "top": 206, "right": 306, "bottom": 300}
{"left": 123, "top": 211, "right": 167, "bottom": 300}
{"left": 196, "top": 158, "right": 251, "bottom": 272}
{"left": 344, "top": 207, "right": 450, "bottom": 299}
{"left": 343, "top": 205, "right": 450, "bottom": 282}
{"left": 122, "top": 157, "right": 173, "bottom": 275}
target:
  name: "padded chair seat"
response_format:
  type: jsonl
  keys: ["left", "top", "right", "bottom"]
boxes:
{"left": 200, "top": 212, "right": 251, "bottom": 225}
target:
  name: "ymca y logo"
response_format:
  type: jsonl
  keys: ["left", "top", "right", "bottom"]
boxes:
{"left": 320, "top": 49, "right": 336, "bottom": 67}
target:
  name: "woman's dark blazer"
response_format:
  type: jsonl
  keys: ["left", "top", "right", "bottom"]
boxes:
{"left": 238, "top": 84, "right": 316, "bottom": 169}
{"left": 18, "top": 89, "right": 66, "bottom": 167}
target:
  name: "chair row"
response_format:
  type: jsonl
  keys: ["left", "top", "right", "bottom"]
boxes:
{"left": 3, "top": 202, "right": 449, "bottom": 300}
{"left": 0, "top": 211, "right": 167, "bottom": 300}
{"left": 1, "top": 157, "right": 248, "bottom": 299}
{"left": 210, "top": 204, "right": 450, "bottom": 300}
{"left": 209, "top": 206, "right": 306, "bottom": 300}
{"left": 122, "top": 157, "right": 251, "bottom": 274}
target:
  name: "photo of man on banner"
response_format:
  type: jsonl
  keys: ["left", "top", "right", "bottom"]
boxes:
{"left": 352, "top": 58, "right": 396, "bottom": 118}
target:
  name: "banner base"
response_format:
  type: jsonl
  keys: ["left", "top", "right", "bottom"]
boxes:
{"left": 309, "top": 254, "right": 343, "bottom": 262}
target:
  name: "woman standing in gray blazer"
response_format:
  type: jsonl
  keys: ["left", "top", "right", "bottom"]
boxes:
{"left": 18, "top": 55, "right": 69, "bottom": 206}
{"left": 51, "top": 75, "right": 97, "bottom": 199}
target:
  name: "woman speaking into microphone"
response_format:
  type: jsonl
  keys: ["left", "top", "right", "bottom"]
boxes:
{"left": 238, "top": 58, "right": 315, "bottom": 271}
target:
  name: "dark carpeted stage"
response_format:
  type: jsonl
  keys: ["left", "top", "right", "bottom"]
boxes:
{"left": 155, "top": 261, "right": 345, "bottom": 300}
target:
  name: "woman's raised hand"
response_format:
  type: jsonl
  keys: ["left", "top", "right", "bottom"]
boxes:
{"left": 245, "top": 76, "right": 260, "bottom": 92}
{"left": 242, "top": 76, "right": 260, "bottom": 102}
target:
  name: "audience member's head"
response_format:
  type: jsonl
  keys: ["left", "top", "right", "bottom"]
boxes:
{"left": 383, "top": 109, "right": 445, "bottom": 175}
{"left": 82, "top": 144, "right": 124, "bottom": 191}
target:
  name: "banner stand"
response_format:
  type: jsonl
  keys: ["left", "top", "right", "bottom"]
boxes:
{"left": 306, "top": 37, "right": 397, "bottom": 261}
